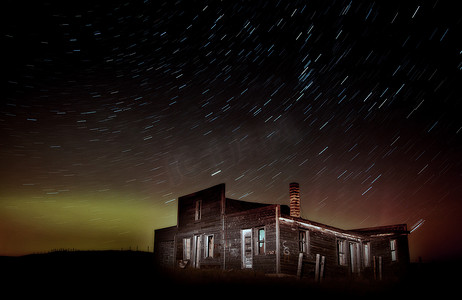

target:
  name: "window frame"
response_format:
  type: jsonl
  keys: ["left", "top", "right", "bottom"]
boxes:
{"left": 205, "top": 234, "right": 214, "bottom": 258}
{"left": 195, "top": 199, "right": 202, "bottom": 221}
{"left": 363, "top": 242, "right": 371, "bottom": 267}
{"left": 298, "top": 230, "right": 309, "bottom": 254}
{"left": 390, "top": 239, "right": 397, "bottom": 262}
{"left": 337, "top": 239, "right": 347, "bottom": 266}
{"left": 183, "top": 238, "right": 191, "bottom": 260}
{"left": 256, "top": 227, "right": 265, "bottom": 255}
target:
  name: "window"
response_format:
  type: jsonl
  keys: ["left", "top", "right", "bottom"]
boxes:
{"left": 195, "top": 200, "right": 202, "bottom": 221}
{"left": 257, "top": 228, "right": 265, "bottom": 255}
{"left": 299, "top": 230, "right": 308, "bottom": 253}
{"left": 390, "top": 239, "right": 397, "bottom": 261}
{"left": 349, "top": 242, "right": 360, "bottom": 273}
{"left": 183, "top": 238, "right": 191, "bottom": 260}
{"left": 337, "top": 240, "right": 347, "bottom": 265}
{"left": 205, "top": 235, "right": 214, "bottom": 258}
{"left": 193, "top": 235, "right": 201, "bottom": 268}
{"left": 363, "top": 242, "right": 371, "bottom": 267}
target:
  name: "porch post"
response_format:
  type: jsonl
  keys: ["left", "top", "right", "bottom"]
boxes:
{"left": 275, "top": 205, "right": 280, "bottom": 274}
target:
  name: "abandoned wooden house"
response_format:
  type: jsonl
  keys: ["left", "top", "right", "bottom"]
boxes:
{"left": 154, "top": 183, "right": 410, "bottom": 280}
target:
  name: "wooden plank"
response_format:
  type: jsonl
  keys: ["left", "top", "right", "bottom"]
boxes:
{"left": 297, "top": 252, "right": 303, "bottom": 278}
{"left": 222, "top": 216, "right": 226, "bottom": 270}
{"left": 275, "top": 205, "right": 280, "bottom": 274}
{"left": 315, "top": 253, "right": 320, "bottom": 282}
{"left": 373, "top": 256, "right": 377, "bottom": 280}
{"left": 378, "top": 256, "right": 383, "bottom": 280}
{"left": 320, "top": 255, "right": 325, "bottom": 282}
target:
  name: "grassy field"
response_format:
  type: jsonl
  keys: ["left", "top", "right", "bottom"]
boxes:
{"left": 1, "top": 250, "right": 459, "bottom": 298}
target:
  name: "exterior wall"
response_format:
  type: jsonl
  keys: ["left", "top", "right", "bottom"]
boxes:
{"left": 279, "top": 217, "right": 362, "bottom": 278}
{"left": 175, "top": 229, "right": 224, "bottom": 269}
{"left": 369, "top": 234, "right": 410, "bottom": 279}
{"left": 224, "top": 205, "right": 278, "bottom": 273}
{"left": 277, "top": 217, "right": 410, "bottom": 279}
{"left": 175, "top": 184, "right": 225, "bottom": 269}
{"left": 177, "top": 183, "right": 225, "bottom": 228}
{"left": 153, "top": 226, "right": 177, "bottom": 268}
{"left": 153, "top": 184, "right": 410, "bottom": 280}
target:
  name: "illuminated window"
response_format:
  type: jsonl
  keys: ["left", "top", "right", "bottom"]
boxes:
{"left": 257, "top": 228, "right": 265, "bottom": 255}
{"left": 337, "top": 240, "right": 347, "bottom": 266}
{"left": 390, "top": 239, "right": 397, "bottom": 261}
{"left": 205, "top": 235, "right": 214, "bottom": 258}
{"left": 363, "top": 242, "right": 371, "bottom": 267}
{"left": 183, "top": 238, "right": 191, "bottom": 260}
{"left": 299, "top": 230, "right": 309, "bottom": 253}
{"left": 195, "top": 200, "right": 202, "bottom": 221}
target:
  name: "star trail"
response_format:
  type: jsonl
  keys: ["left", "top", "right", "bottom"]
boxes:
{"left": 2, "top": 0, "right": 461, "bottom": 261}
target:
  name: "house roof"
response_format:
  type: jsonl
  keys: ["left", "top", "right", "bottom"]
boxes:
{"left": 225, "top": 197, "right": 409, "bottom": 238}
{"left": 349, "top": 224, "right": 410, "bottom": 235}
{"left": 225, "top": 198, "right": 272, "bottom": 214}
{"left": 168, "top": 184, "right": 409, "bottom": 238}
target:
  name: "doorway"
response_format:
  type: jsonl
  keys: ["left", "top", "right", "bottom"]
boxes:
{"left": 193, "top": 235, "right": 201, "bottom": 268}
{"left": 241, "top": 229, "right": 253, "bottom": 269}
{"left": 349, "top": 242, "right": 360, "bottom": 274}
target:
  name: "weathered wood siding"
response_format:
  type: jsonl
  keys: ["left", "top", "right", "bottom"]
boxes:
{"left": 279, "top": 219, "right": 344, "bottom": 277}
{"left": 224, "top": 205, "right": 278, "bottom": 273}
{"left": 175, "top": 184, "right": 225, "bottom": 269}
{"left": 153, "top": 226, "right": 177, "bottom": 268}
{"left": 279, "top": 218, "right": 364, "bottom": 278}
{"left": 177, "top": 184, "right": 224, "bottom": 229}
{"left": 369, "top": 234, "right": 410, "bottom": 278}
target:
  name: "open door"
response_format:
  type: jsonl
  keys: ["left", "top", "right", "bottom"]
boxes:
{"left": 241, "top": 229, "right": 253, "bottom": 269}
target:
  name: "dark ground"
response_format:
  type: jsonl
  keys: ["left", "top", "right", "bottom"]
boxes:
{"left": 1, "top": 251, "right": 460, "bottom": 298}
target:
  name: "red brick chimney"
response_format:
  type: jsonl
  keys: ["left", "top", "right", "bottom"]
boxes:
{"left": 289, "top": 182, "right": 300, "bottom": 218}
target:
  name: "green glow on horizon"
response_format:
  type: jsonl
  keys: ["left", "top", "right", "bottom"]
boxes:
{"left": 0, "top": 191, "right": 176, "bottom": 256}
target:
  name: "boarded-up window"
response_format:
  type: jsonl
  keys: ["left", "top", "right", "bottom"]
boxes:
{"left": 390, "top": 239, "right": 397, "bottom": 261}
{"left": 299, "top": 230, "right": 308, "bottom": 253}
{"left": 337, "top": 240, "right": 347, "bottom": 266}
{"left": 205, "top": 235, "right": 214, "bottom": 258}
{"left": 183, "top": 238, "right": 191, "bottom": 260}
{"left": 363, "top": 242, "right": 371, "bottom": 267}
{"left": 257, "top": 228, "right": 265, "bottom": 255}
{"left": 349, "top": 242, "right": 360, "bottom": 273}
{"left": 195, "top": 200, "right": 202, "bottom": 221}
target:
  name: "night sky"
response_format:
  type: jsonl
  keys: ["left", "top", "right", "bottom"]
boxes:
{"left": 2, "top": 0, "right": 461, "bottom": 261}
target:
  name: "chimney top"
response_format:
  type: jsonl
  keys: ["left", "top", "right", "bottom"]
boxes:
{"left": 289, "top": 182, "right": 300, "bottom": 218}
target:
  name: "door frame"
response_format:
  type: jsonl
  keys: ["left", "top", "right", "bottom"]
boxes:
{"left": 349, "top": 242, "right": 360, "bottom": 274}
{"left": 241, "top": 229, "right": 253, "bottom": 269}
{"left": 193, "top": 234, "right": 201, "bottom": 268}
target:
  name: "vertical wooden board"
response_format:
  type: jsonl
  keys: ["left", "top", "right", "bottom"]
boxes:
{"left": 297, "top": 252, "right": 303, "bottom": 278}
{"left": 315, "top": 253, "right": 320, "bottom": 282}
